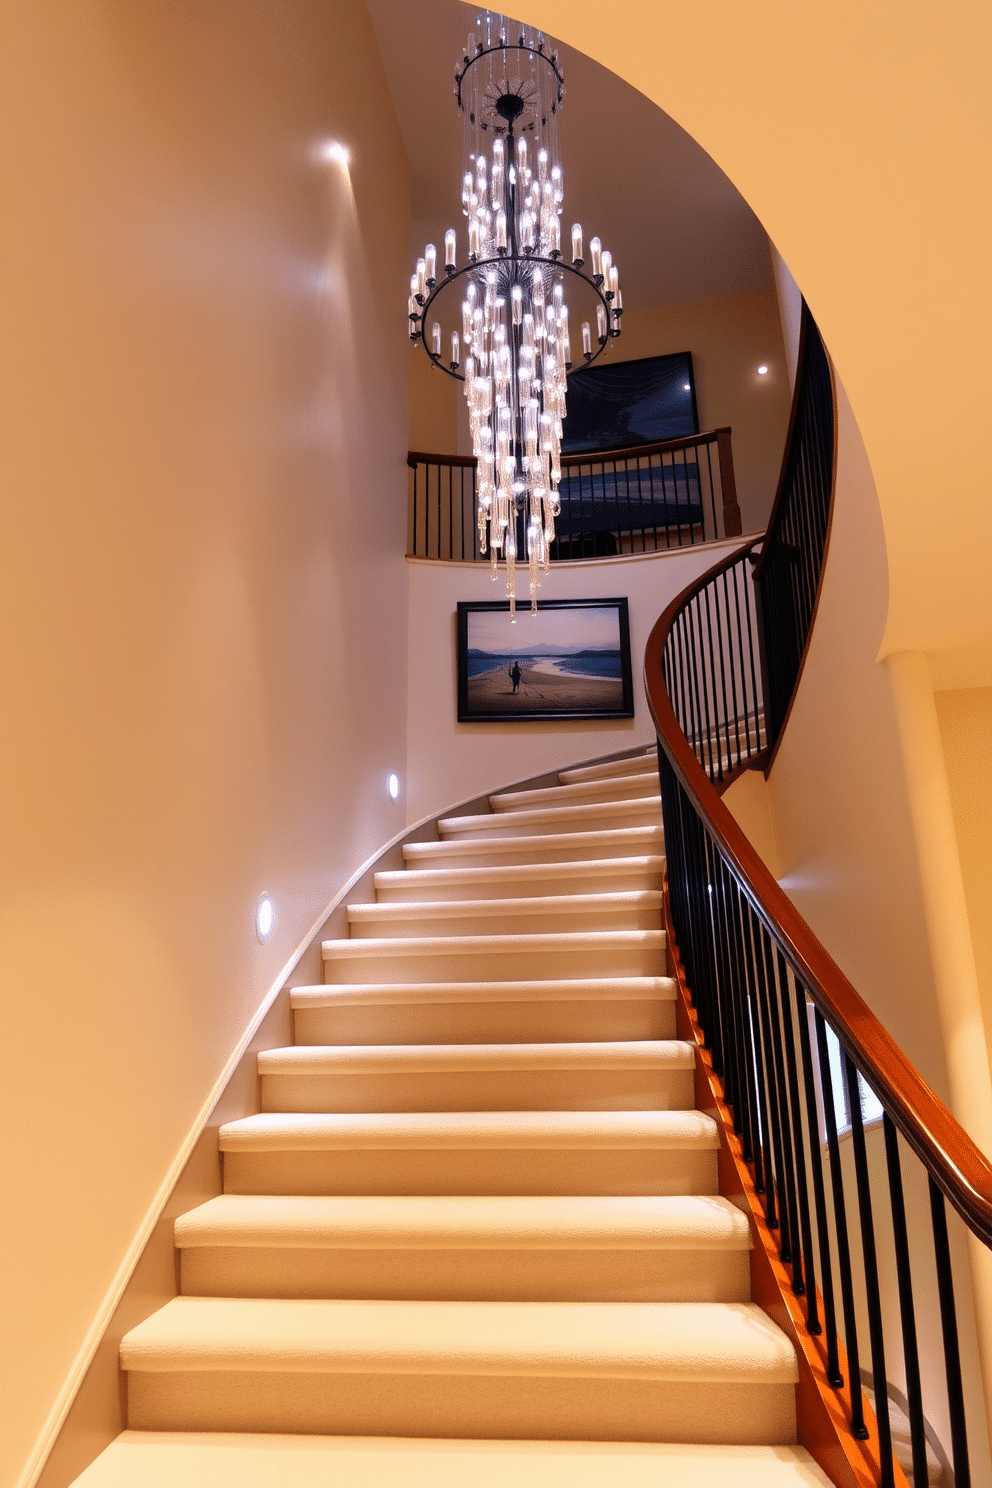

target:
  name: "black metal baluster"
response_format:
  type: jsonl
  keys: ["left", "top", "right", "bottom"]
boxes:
{"left": 845, "top": 1054, "right": 894, "bottom": 1486}
{"left": 741, "top": 905, "right": 776, "bottom": 1219}
{"left": 720, "top": 863, "right": 754, "bottom": 1157}
{"left": 814, "top": 1008, "right": 868, "bottom": 1436}
{"left": 753, "top": 924, "right": 793, "bottom": 1261}
{"left": 929, "top": 1178, "right": 971, "bottom": 1488}
{"left": 882, "top": 1115, "right": 930, "bottom": 1488}
{"left": 707, "top": 843, "right": 738, "bottom": 1118}
{"left": 795, "top": 982, "right": 842, "bottom": 1377}
{"left": 704, "top": 438, "right": 718, "bottom": 539}
{"left": 762, "top": 939, "right": 803, "bottom": 1287}
{"left": 776, "top": 950, "right": 818, "bottom": 1317}
{"left": 712, "top": 578, "right": 732, "bottom": 776}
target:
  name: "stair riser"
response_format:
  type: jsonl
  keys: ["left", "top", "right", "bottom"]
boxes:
{"left": 222, "top": 1146, "right": 718, "bottom": 1198}
{"left": 404, "top": 833, "right": 663, "bottom": 869}
{"left": 490, "top": 775, "right": 659, "bottom": 812}
{"left": 259, "top": 1066, "right": 694, "bottom": 1115}
{"left": 321, "top": 942, "right": 667, "bottom": 984}
{"left": 126, "top": 1369, "right": 795, "bottom": 1444}
{"left": 180, "top": 1245, "right": 751, "bottom": 1305}
{"left": 294, "top": 999, "right": 677, "bottom": 1047}
{"left": 347, "top": 905, "right": 663, "bottom": 939}
{"left": 439, "top": 803, "right": 662, "bottom": 841}
{"left": 373, "top": 866, "right": 664, "bottom": 903}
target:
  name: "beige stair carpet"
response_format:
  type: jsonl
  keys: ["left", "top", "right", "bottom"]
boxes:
{"left": 73, "top": 749, "right": 834, "bottom": 1485}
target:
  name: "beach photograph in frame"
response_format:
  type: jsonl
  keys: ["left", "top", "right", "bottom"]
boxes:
{"left": 457, "top": 598, "right": 634, "bottom": 722}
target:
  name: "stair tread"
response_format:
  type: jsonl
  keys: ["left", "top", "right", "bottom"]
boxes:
{"left": 175, "top": 1194, "right": 752, "bottom": 1251}
{"left": 403, "top": 825, "right": 664, "bottom": 864}
{"left": 375, "top": 857, "right": 665, "bottom": 890}
{"left": 439, "top": 796, "right": 661, "bottom": 835}
{"left": 291, "top": 977, "right": 676, "bottom": 1008}
{"left": 71, "top": 1432, "right": 836, "bottom": 1488}
{"left": 489, "top": 774, "right": 659, "bottom": 811}
{"left": 121, "top": 1297, "right": 798, "bottom": 1381}
{"left": 348, "top": 890, "right": 664, "bottom": 921}
{"left": 259, "top": 1041, "right": 695, "bottom": 1074}
{"left": 321, "top": 929, "right": 667, "bottom": 957}
{"left": 219, "top": 1109, "right": 721, "bottom": 1151}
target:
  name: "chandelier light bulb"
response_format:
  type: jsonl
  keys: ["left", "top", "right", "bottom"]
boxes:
{"left": 590, "top": 237, "right": 602, "bottom": 279}
{"left": 411, "top": 13, "right": 622, "bottom": 609}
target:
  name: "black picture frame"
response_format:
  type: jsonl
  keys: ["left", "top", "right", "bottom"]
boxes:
{"left": 457, "top": 597, "right": 635, "bottom": 723}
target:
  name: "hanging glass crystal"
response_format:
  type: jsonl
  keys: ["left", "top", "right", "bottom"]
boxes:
{"left": 408, "top": 11, "right": 622, "bottom": 615}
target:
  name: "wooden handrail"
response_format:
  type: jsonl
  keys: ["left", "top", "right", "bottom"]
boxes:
{"left": 560, "top": 428, "right": 734, "bottom": 467}
{"left": 644, "top": 539, "right": 992, "bottom": 1247}
{"left": 408, "top": 427, "right": 735, "bottom": 472}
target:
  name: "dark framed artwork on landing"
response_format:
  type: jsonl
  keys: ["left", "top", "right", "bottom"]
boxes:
{"left": 456, "top": 597, "right": 635, "bottom": 723}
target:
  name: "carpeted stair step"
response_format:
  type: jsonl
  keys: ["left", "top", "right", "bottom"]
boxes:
{"left": 558, "top": 750, "right": 658, "bottom": 786}
{"left": 68, "top": 1432, "right": 837, "bottom": 1488}
{"left": 346, "top": 890, "right": 664, "bottom": 939}
{"left": 373, "top": 855, "right": 665, "bottom": 904}
{"left": 256, "top": 1039, "right": 694, "bottom": 1114}
{"left": 120, "top": 1296, "right": 798, "bottom": 1442}
{"left": 489, "top": 771, "right": 660, "bottom": 813}
{"left": 218, "top": 1109, "right": 720, "bottom": 1197}
{"left": 176, "top": 1193, "right": 752, "bottom": 1303}
{"left": 438, "top": 796, "right": 662, "bottom": 841}
{"left": 403, "top": 823, "right": 663, "bottom": 870}
{"left": 291, "top": 976, "right": 677, "bottom": 1046}
{"left": 320, "top": 930, "right": 667, "bottom": 984}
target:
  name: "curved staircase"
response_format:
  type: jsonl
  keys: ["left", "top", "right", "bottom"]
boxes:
{"left": 72, "top": 749, "right": 835, "bottom": 1487}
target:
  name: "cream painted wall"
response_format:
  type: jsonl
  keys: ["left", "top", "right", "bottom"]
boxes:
{"left": 407, "top": 289, "right": 792, "bottom": 537}
{"left": 936, "top": 688, "right": 992, "bottom": 1070}
{"left": 405, "top": 541, "right": 742, "bottom": 826}
{"left": 758, "top": 382, "right": 949, "bottom": 1097}
{"left": 0, "top": 5, "right": 410, "bottom": 1486}
{"left": 616, "top": 292, "right": 791, "bottom": 536}
{"left": 517, "top": 0, "right": 992, "bottom": 663}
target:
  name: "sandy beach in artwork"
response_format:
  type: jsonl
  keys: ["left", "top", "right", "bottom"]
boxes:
{"left": 467, "top": 660, "right": 624, "bottom": 715}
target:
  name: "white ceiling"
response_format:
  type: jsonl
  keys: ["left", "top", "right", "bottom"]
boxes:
{"left": 365, "top": 0, "right": 775, "bottom": 315}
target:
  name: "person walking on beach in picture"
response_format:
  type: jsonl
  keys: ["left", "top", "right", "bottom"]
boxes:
{"left": 509, "top": 660, "right": 521, "bottom": 694}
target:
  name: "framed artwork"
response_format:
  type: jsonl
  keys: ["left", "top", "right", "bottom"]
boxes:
{"left": 561, "top": 351, "right": 699, "bottom": 455}
{"left": 456, "top": 597, "right": 634, "bottom": 722}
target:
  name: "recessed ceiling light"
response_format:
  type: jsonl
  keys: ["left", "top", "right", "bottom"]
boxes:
{"left": 387, "top": 773, "right": 400, "bottom": 801}
{"left": 757, "top": 365, "right": 769, "bottom": 375}
{"left": 255, "top": 893, "right": 274, "bottom": 942}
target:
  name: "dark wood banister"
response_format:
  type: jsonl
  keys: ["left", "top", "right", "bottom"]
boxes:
{"left": 411, "top": 427, "right": 735, "bottom": 470}
{"left": 644, "top": 538, "right": 992, "bottom": 1248}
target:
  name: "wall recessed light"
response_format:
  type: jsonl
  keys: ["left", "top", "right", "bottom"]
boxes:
{"left": 683, "top": 382, "right": 691, "bottom": 392}
{"left": 757, "top": 365, "right": 769, "bottom": 376}
{"left": 387, "top": 772, "right": 400, "bottom": 801}
{"left": 255, "top": 893, "right": 274, "bottom": 942}
{"left": 315, "top": 139, "right": 350, "bottom": 167}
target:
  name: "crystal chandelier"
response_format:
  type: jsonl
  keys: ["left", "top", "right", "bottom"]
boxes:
{"left": 409, "top": 12, "right": 622, "bottom": 615}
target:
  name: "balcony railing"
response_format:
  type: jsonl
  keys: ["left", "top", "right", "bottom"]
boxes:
{"left": 408, "top": 427, "right": 742, "bottom": 563}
